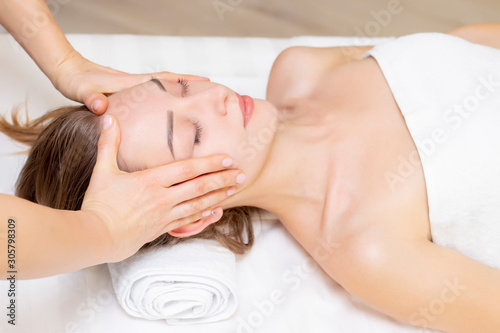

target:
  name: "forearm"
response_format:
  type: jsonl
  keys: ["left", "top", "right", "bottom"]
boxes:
{"left": 0, "top": 0, "right": 76, "bottom": 84}
{"left": 336, "top": 239, "right": 500, "bottom": 333}
{"left": 0, "top": 194, "right": 110, "bottom": 280}
{"left": 448, "top": 23, "right": 500, "bottom": 50}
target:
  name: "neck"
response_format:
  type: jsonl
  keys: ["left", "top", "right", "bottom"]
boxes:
{"left": 220, "top": 103, "right": 353, "bottom": 224}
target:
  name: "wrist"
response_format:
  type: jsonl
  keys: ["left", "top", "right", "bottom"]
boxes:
{"left": 50, "top": 48, "right": 85, "bottom": 90}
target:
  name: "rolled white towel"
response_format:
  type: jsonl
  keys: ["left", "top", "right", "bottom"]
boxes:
{"left": 107, "top": 239, "right": 237, "bottom": 325}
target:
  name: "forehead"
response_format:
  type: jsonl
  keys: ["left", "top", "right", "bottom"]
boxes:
{"left": 109, "top": 79, "right": 165, "bottom": 108}
{"left": 105, "top": 81, "right": 175, "bottom": 171}
{"left": 106, "top": 82, "right": 165, "bottom": 131}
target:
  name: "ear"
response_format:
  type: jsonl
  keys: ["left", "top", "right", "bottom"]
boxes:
{"left": 168, "top": 216, "right": 216, "bottom": 238}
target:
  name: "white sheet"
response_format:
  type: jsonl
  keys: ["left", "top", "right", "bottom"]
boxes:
{"left": 0, "top": 33, "right": 437, "bottom": 333}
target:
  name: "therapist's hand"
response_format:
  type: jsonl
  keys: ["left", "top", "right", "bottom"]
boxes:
{"left": 54, "top": 50, "right": 209, "bottom": 115}
{"left": 81, "top": 115, "right": 242, "bottom": 263}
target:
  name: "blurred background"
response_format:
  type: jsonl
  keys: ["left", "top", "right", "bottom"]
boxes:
{"left": 22, "top": 0, "right": 500, "bottom": 37}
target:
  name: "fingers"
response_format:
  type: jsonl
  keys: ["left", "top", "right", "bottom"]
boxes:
{"left": 169, "top": 168, "right": 244, "bottom": 206}
{"left": 94, "top": 115, "right": 121, "bottom": 174}
{"left": 169, "top": 179, "right": 237, "bottom": 220}
{"left": 160, "top": 207, "right": 224, "bottom": 239}
{"left": 83, "top": 91, "right": 109, "bottom": 115}
{"left": 146, "top": 155, "right": 237, "bottom": 187}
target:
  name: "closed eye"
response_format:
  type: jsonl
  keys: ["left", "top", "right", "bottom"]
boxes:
{"left": 178, "top": 79, "right": 190, "bottom": 96}
{"left": 192, "top": 119, "right": 203, "bottom": 145}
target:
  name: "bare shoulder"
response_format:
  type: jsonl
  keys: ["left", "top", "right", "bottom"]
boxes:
{"left": 447, "top": 22, "right": 500, "bottom": 49}
{"left": 319, "top": 188, "right": 432, "bottom": 283}
{"left": 266, "top": 45, "right": 374, "bottom": 107}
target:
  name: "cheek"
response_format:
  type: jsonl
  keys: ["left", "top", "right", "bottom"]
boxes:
{"left": 194, "top": 136, "right": 237, "bottom": 158}
{"left": 235, "top": 127, "right": 276, "bottom": 176}
{"left": 191, "top": 130, "right": 244, "bottom": 165}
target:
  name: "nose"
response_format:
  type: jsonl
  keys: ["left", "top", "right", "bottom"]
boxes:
{"left": 186, "top": 84, "right": 228, "bottom": 116}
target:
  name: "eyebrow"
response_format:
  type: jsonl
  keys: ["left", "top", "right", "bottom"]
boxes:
{"left": 150, "top": 78, "right": 167, "bottom": 92}
{"left": 167, "top": 110, "right": 175, "bottom": 159}
{"left": 151, "top": 79, "right": 174, "bottom": 159}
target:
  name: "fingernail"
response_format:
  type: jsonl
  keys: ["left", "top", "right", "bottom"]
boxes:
{"left": 92, "top": 100, "right": 102, "bottom": 112}
{"left": 227, "top": 187, "right": 236, "bottom": 196}
{"left": 222, "top": 157, "right": 233, "bottom": 167}
{"left": 202, "top": 209, "right": 212, "bottom": 217}
{"left": 236, "top": 173, "right": 246, "bottom": 184}
{"left": 101, "top": 115, "right": 113, "bottom": 130}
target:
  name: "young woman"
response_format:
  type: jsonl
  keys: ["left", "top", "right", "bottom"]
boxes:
{"left": 2, "top": 23, "right": 500, "bottom": 332}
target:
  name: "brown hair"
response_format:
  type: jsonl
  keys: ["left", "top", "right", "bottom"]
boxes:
{"left": 0, "top": 105, "right": 256, "bottom": 254}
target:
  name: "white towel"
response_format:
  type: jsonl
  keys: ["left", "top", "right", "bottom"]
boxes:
{"left": 366, "top": 33, "right": 500, "bottom": 269}
{"left": 107, "top": 239, "right": 237, "bottom": 325}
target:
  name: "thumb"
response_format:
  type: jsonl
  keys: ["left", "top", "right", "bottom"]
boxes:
{"left": 84, "top": 92, "right": 110, "bottom": 115}
{"left": 95, "top": 115, "right": 121, "bottom": 174}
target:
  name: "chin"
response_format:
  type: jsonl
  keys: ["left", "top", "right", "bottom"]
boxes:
{"left": 235, "top": 113, "right": 275, "bottom": 175}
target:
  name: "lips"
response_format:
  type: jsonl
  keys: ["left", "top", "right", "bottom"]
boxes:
{"left": 236, "top": 93, "right": 254, "bottom": 128}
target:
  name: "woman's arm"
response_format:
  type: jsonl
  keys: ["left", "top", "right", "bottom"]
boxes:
{"left": 447, "top": 22, "right": 500, "bottom": 50}
{"left": 0, "top": 0, "right": 207, "bottom": 114}
{"left": 0, "top": 0, "right": 73, "bottom": 86}
{"left": 0, "top": 194, "right": 110, "bottom": 280}
{"left": 331, "top": 232, "right": 500, "bottom": 333}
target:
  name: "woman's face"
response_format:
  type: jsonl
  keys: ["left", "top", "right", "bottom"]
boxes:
{"left": 106, "top": 79, "right": 279, "bottom": 185}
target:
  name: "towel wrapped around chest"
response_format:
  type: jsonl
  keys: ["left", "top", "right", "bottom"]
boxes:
{"left": 366, "top": 32, "right": 500, "bottom": 269}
